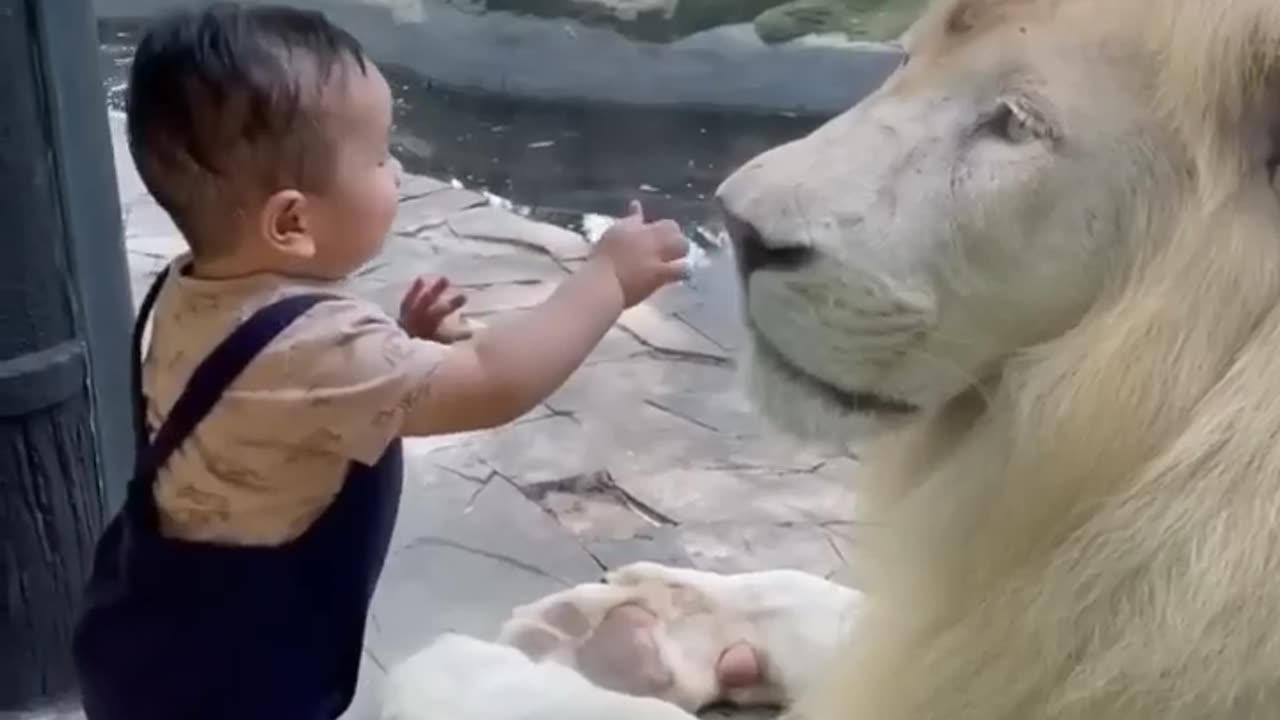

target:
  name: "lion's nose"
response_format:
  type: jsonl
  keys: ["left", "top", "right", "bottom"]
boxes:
{"left": 721, "top": 208, "right": 815, "bottom": 280}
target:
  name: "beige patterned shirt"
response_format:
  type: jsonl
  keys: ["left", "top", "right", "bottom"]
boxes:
{"left": 143, "top": 257, "right": 445, "bottom": 545}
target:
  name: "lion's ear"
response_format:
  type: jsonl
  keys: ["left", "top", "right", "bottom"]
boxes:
{"left": 1232, "top": 45, "right": 1280, "bottom": 195}
{"left": 1148, "top": 1, "right": 1280, "bottom": 195}
{"left": 1265, "top": 73, "right": 1280, "bottom": 192}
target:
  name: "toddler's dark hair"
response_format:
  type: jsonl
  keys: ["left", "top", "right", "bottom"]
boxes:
{"left": 126, "top": 2, "right": 367, "bottom": 256}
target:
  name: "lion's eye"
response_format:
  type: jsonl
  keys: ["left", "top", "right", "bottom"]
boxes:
{"left": 985, "top": 99, "right": 1048, "bottom": 144}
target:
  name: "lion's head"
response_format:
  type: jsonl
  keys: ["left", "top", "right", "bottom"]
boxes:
{"left": 717, "top": 0, "right": 1280, "bottom": 453}
{"left": 719, "top": 2, "right": 1280, "bottom": 714}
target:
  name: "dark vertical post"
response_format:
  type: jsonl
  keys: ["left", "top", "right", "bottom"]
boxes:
{"left": 0, "top": 0, "right": 136, "bottom": 710}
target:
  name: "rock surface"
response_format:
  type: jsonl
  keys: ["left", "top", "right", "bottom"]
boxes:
{"left": 479, "top": 0, "right": 784, "bottom": 43}
{"left": 94, "top": 0, "right": 905, "bottom": 115}
{"left": 757, "top": 0, "right": 928, "bottom": 43}
{"left": 470, "top": 0, "right": 928, "bottom": 44}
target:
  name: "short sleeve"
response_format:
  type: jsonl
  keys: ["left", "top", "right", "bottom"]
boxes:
{"left": 219, "top": 296, "right": 446, "bottom": 467}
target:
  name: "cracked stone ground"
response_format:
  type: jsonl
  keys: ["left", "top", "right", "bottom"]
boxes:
{"left": 107, "top": 113, "right": 858, "bottom": 720}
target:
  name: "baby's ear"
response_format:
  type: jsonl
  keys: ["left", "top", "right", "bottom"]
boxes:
{"left": 261, "top": 189, "right": 316, "bottom": 260}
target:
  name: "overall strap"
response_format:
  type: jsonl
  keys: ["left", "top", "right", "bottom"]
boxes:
{"left": 139, "top": 289, "right": 339, "bottom": 474}
{"left": 133, "top": 267, "right": 172, "bottom": 460}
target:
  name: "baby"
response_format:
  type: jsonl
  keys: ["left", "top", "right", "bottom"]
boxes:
{"left": 71, "top": 3, "right": 688, "bottom": 719}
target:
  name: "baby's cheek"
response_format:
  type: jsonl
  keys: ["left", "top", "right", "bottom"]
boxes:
{"left": 374, "top": 168, "right": 400, "bottom": 231}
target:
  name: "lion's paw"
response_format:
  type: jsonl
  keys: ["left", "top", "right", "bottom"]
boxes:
{"left": 496, "top": 562, "right": 862, "bottom": 712}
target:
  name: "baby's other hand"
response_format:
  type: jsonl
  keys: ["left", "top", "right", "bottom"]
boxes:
{"left": 400, "top": 275, "right": 472, "bottom": 344}
{"left": 591, "top": 200, "right": 688, "bottom": 307}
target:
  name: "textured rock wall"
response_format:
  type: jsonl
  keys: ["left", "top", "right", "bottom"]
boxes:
{"left": 95, "top": 0, "right": 907, "bottom": 114}
{"left": 447, "top": 0, "right": 928, "bottom": 43}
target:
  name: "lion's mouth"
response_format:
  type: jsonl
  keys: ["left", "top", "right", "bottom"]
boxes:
{"left": 750, "top": 327, "right": 919, "bottom": 417}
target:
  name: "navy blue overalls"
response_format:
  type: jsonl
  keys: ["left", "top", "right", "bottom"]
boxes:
{"left": 73, "top": 267, "right": 404, "bottom": 720}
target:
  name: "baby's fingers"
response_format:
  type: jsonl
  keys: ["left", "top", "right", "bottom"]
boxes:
{"left": 403, "top": 276, "right": 449, "bottom": 317}
{"left": 653, "top": 222, "right": 689, "bottom": 261}
{"left": 420, "top": 277, "right": 451, "bottom": 308}
{"left": 418, "top": 292, "right": 467, "bottom": 327}
{"left": 433, "top": 292, "right": 468, "bottom": 317}
{"left": 659, "top": 258, "right": 690, "bottom": 285}
{"left": 400, "top": 276, "right": 426, "bottom": 319}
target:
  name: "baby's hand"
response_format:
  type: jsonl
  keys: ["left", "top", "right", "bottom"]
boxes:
{"left": 592, "top": 201, "right": 689, "bottom": 307}
{"left": 400, "top": 275, "right": 472, "bottom": 344}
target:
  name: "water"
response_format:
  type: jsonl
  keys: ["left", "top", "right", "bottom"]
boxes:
{"left": 97, "top": 20, "right": 828, "bottom": 237}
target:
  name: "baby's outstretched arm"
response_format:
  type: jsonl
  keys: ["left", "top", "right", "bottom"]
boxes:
{"left": 402, "top": 202, "right": 687, "bottom": 437}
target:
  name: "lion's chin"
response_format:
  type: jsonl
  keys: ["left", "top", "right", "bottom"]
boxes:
{"left": 741, "top": 338, "right": 918, "bottom": 449}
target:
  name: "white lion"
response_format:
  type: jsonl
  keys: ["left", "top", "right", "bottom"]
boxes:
{"left": 382, "top": 0, "right": 1280, "bottom": 718}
